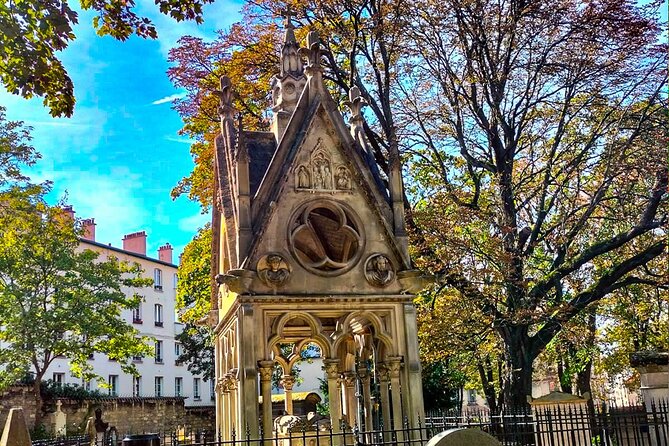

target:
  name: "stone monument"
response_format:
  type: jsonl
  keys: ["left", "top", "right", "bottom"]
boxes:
{"left": 208, "top": 13, "right": 426, "bottom": 440}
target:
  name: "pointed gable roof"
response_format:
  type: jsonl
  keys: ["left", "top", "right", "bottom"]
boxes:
{"left": 245, "top": 32, "right": 407, "bottom": 269}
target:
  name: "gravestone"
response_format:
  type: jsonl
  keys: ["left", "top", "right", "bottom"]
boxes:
{"left": 53, "top": 400, "right": 66, "bottom": 436}
{"left": 426, "top": 428, "right": 500, "bottom": 446}
{"left": 0, "top": 408, "right": 31, "bottom": 446}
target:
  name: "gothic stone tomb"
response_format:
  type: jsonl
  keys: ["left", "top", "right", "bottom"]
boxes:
{"left": 209, "top": 17, "right": 426, "bottom": 440}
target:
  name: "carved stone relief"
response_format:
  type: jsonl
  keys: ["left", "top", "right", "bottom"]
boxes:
{"left": 289, "top": 200, "right": 364, "bottom": 276}
{"left": 296, "top": 165, "right": 310, "bottom": 189}
{"left": 335, "top": 165, "right": 351, "bottom": 190}
{"left": 294, "top": 139, "right": 353, "bottom": 192}
{"left": 364, "top": 254, "right": 395, "bottom": 287}
{"left": 257, "top": 254, "right": 291, "bottom": 287}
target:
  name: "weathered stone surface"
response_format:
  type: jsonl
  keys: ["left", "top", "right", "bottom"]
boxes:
{"left": 0, "top": 386, "right": 214, "bottom": 434}
{"left": 426, "top": 428, "right": 501, "bottom": 446}
{"left": 0, "top": 408, "right": 31, "bottom": 446}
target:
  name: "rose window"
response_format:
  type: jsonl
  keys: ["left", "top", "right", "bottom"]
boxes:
{"left": 289, "top": 200, "right": 364, "bottom": 276}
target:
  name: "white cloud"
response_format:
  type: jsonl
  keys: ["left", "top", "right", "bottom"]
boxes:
{"left": 36, "top": 166, "right": 149, "bottom": 249}
{"left": 151, "top": 92, "right": 187, "bottom": 105}
{"left": 177, "top": 211, "right": 211, "bottom": 232}
{"left": 164, "top": 136, "right": 194, "bottom": 144}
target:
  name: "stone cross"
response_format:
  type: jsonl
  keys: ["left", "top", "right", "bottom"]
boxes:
{"left": 281, "top": 6, "right": 295, "bottom": 28}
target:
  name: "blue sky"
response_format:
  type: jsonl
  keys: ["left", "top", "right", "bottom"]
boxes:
{"left": 0, "top": 1, "right": 244, "bottom": 260}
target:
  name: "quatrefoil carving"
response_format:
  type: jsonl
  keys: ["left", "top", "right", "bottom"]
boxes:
{"left": 289, "top": 200, "right": 365, "bottom": 276}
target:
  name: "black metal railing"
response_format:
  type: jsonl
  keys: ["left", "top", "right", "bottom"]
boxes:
{"left": 33, "top": 399, "right": 669, "bottom": 446}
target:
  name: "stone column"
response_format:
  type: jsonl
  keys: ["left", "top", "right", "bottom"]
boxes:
{"left": 228, "top": 373, "right": 239, "bottom": 437}
{"left": 403, "top": 304, "right": 425, "bottom": 428}
{"left": 215, "top": 336, "right": 223, "bottom": 435}
{"left": 342, "top": 372, "right": 357, "bottom": 426}
{"left": 238, "top": 305, "right": 259, "bottom": 437}
{"left": 386, "top": 356, "right": 403, "bottom": 433}
{"left": 281, "top": 375, "right": 296, "bottom": 415}
{"left": 378, "top": 365, "right": 392, "bottom": 436}
{"left": 258, "top": 360, "right": 275, "bottom": 440}
{"left": 323, "top": 359, "right": 343, "bottom": 433}
{"left": 358, "top": 366, "right": 373, "bottom": 431}
{"left": 220, "top": 377, "right": 231, "bottom": 440}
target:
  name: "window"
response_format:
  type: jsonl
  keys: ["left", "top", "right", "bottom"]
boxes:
{"left": 175, "top": 377, "right": 183, "bottom": 397}
{"left": 174, "top": 342, "right": 182, "bottom": 364}
{"left": 109, "top": 375, "right": 118, "bottom": 396}
{"left": 155, "top": 376, "right": 163, "bottom": 397}
{"left": 53, "top": 373, "right": 65, "bottom": 386}
{"left": 173, "top": 273, "right": 178, "bottom": 289}
{"left": 210, "top": 380, "right": 215, "bottom": 401}
{"left": 467, "top": 389, "right": 476, "bottom": 404}
{"left": 154, "top": 268, "right": 163, "bottom": 290}
{"left": 132, "top": 305, "right": 142, "bottom": 324}
{"left": 82, "top": 379, "right": 91, "bottom": 391}
{"left": 155, "top": 340, "right": 163, "bottom": 363}
{"left": 154, "top": 304, "right": 163, "bottom": 327}
{"left": 133, "top": 376, "right": 141, "bottom": 397}
{"left": 193, "top": 378, "right": 201, "bottom": 400}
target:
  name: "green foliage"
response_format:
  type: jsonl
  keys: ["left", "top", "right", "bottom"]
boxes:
{"left": 0, "top": 110, "right": 154, "bottom": 391}
{"left": 175, "top": 224, "right": 214, "bottom": 378}
{"left": 176, "top": 224, "right": 212, "bottom": 323}
{"left": 421, "top": 361, "right": 465, "bottom": 411}
{"left": 41, "top": 380, "right": 105, "bottom": 400}
{"left": 0, "top": 0, "right": 214, "bottom": 117}
{"left": 175, "top": 323, "right": 214, "bottom": 380}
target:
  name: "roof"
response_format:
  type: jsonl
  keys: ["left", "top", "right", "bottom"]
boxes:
{"left": 244, "top": 131, "right": 277, "bottom": 196}
{"left": 79, "top": 239, "right": 177, "bottom": 268}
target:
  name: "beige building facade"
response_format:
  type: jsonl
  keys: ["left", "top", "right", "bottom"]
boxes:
{"left": 209, "top": 18, "right": 426, "bottom": 440}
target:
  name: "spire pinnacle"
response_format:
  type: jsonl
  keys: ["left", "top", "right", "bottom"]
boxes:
{"left": 279, "top": 6, "right": 302, "bottom": 77}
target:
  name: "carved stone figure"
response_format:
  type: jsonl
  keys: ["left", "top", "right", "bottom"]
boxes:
{"left": 297, "top": 166, "right": 310, "bottom": 188}
{"left": 323, "top": 164, "right": 332, "bottom": 189}
{"left": 258, "top": 254, "right": 291, "bottom": 286}
{"left": 336, "top": 166, "right": 351, "bottom": 190}
{"left": 365, "top": 254, "right": 395, "bottom": 287}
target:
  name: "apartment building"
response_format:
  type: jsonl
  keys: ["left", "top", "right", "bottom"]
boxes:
{"left": 47, "top": 212, "right": 213, "bottom": 407}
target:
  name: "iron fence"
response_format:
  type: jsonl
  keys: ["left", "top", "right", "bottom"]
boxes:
{"left": 33, "top": 400, "right": 669, "bottom": 446}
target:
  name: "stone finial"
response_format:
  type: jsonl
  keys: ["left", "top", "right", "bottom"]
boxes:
{"left": 279, "top": 6, "right": 303, "bottom": 78}
{"left": 344, "top": 86, "right": 367, "bottom": 123}
{"left": 214, "top": 76, "right": 236, "bottom": 121}
{"left": 299, "top": 31, "right": 322, "bottom": 70}
{"left": 0, "top": 408, "right": 31, "bottom": 446}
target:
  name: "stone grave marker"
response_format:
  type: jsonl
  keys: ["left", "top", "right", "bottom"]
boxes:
{"left": 0, "top": 408, "right": 31, "bottom": 446}
{"left": 426, "top": 428, "right": 501, "bottom": 446}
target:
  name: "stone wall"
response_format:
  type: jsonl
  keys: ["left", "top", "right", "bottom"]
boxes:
{"left": 0, "top": 386, "right": 214, "bottom": 435}
{"left": 0, "top": 385, "right": 38, "bottom": 429}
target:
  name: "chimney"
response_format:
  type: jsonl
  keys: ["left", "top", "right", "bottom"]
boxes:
{"left": 63, "top": 205, "right": 75, "bottom": 220}
{"left": 158, "top": 243, "right": 173, "bottom": 264}
{"left": 122, "top": 231, "right": 147, "bottom": 255}
{"left": 81, "top": 218, "right": 96, "bottom": 241}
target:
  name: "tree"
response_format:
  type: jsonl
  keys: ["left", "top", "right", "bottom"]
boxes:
{"left": 0, "top": 111, "right": 153, "bottom": 424}
{"left": 167, "top": 0, "right": 411, "bottom": 211}
{"left": 167, "top": 0, "right": 667, "bottom": 409}
{"left": 405, "top": 0, "right": 667, "bottom": 407}
{"left": 175, "top": 225, "right": 214, "bottom": 379}
{"left": 0, "top": 0, "right": 215, "bottom": 117}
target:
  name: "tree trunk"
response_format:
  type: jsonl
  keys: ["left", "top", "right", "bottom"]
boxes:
{"left": 478, "top": 359, "right": 499, "bottom": 414}
{"left": 33, "top": 378, "right": 43, "bottom": 428}
{"left": 502, "top": 328, "right": 536, "bottom": 445}
{"left": 503, "top": 329, "right": 534, "bottom": 409}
